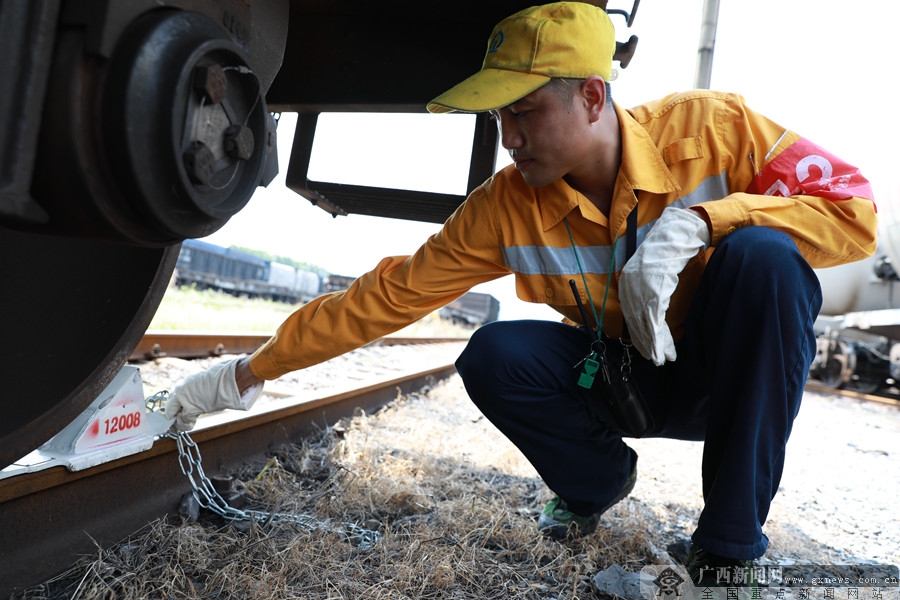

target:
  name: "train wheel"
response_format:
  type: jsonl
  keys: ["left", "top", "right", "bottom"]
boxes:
{"left": 23, "top": 10, "right": 270, "bottom": 246}
{"left": 811, "top": 337, "right": 850, "bottom": 390}
{"left": 0, "top": 4, "right": 284, "bottom": 469}
{"left": 842, "top": 378, "right": 881, "bottom": 395}
{"left": 0, "top": 229, "right": 179, "bottom": 468}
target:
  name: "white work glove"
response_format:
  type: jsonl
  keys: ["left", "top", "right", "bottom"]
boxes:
{"left": 164, "top": 358, "right": 264, "bottom": 431}
{"left": 619, "top": 207, "right": 711, "bottom": 366}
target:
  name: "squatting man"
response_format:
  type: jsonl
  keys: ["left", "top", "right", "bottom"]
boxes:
{"left": 164, "top": 1, "right": 877, "bottom": 583}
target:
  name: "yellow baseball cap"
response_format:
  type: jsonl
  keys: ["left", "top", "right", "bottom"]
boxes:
{"left": 427, "top": 2, "right": 616, "bottom": 114}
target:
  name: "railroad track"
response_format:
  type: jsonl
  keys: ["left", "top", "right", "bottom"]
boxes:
{"left": 130, "top": 330, "right": 469, "bottom": 360}
{"left": 0, "top": 336, "right": 466, "bottom": 596}
{"left": 131, "top": 331, "right": 900, "bottom": 409}
{"left": 804, "top": 381, "right": 900, "bottom": 407}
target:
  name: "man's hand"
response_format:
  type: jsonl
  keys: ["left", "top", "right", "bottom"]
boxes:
{"left": 164, "top": 357, "right": 264, "bottom": 431}
{"left": 619, "top": 207, "right": 711, "bottom": 366}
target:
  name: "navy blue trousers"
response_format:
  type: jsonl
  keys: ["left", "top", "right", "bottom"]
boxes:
{"left": 455, "top": 227, "right": 822, "bottom": 559}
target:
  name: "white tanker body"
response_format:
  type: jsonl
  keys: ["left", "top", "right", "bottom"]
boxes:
{"left": 810, "top": 204, "right": 900, "bottom": 393}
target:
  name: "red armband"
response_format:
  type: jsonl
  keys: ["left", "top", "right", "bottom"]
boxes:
{"left": 746, "top": 137, "right": 875, "bottom": 207}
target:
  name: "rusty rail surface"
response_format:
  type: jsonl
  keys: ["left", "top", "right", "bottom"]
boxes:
{"left": 0, "top": 352, "right": 461, "bottom": 596}
{"left": 805, "top": 381, "right": 900, "bottom": 407}
{"left": 130, "top": 330, "right": 468, "bottom": 360}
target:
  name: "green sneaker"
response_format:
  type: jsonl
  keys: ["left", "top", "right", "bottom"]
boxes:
{"left": 537, "top": 450, "right": 638, "bottom": 539}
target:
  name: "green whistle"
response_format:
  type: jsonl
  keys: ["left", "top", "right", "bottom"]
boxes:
{"left": 578, "top": 356, "right": 600, "bottom": 389}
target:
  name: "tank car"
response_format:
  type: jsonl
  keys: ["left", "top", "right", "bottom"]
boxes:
{"left": 264, "top": 260, "right": 321, "bottom": 302}
{"left": 322, "top": 274, "right": 358, "bottom": 294}
{"left": 809, "top": 204, "right": 900, "bottom": 394}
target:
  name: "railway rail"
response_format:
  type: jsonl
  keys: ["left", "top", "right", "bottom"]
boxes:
{"left": 804, "top": 381, "right": 900, "bottom": 408}
{"left": 130, "top": 330, "right": 468, "bottom": 360}
{"left": 0, "top": 337, "right": 466, "bottom": 596}
{"left": 132, "top": 331, "right": 900, "bottom": 407}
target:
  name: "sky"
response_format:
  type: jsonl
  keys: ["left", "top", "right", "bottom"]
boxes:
{"left": 203, "top": 0, "right": 900, "bottom": 322}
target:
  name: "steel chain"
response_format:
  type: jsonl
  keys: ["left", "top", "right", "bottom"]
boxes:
{"left": 149, "top": 391, "right": 381, "bottom": 549}
{"left": 619, "top": 339, "right": 634, "bottom": 381}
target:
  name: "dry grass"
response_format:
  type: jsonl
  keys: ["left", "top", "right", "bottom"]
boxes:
{"left": 16, "top": 379, "right": 659, "bottom": 600}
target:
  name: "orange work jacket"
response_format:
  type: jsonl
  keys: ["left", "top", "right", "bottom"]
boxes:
{"left": 249, "top": 91, "right": 877, "bottom": 380}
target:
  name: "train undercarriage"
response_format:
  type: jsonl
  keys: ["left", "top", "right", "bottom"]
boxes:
{"left": 808, "top": 254, "right": 900, "bottom": 396}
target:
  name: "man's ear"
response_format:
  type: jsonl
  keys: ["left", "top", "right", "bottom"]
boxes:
{"left": 581, "top": 76, "right": 607, "bottom": 123}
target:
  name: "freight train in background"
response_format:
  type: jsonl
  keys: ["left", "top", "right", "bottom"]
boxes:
{"left": 175, "top": 239, "right": 321, "bottom": 304}
{"left": 175, "top": 239, "right": 502, "bottom": 326}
